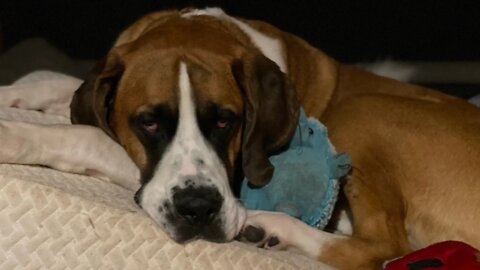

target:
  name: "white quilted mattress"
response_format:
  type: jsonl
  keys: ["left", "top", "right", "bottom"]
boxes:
{"left": 0, "top": 72, "right": 331, "bottom": 269}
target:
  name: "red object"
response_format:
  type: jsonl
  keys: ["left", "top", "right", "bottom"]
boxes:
{"left": 384, "top": 241, "right": 480, "bottom": 270}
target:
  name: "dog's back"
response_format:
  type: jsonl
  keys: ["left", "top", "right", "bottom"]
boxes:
{"left": 323, "top": 74, "right": 480, "bottom": 249}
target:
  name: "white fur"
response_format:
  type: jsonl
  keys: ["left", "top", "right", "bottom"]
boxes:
{"left": 245, "top": 210, "right": 345, "bottom": 262}
{"left": 182, "top": 8, "right": 288, "bottom": 73}
{"left": 335, "top": 209, "right": 353, "bottom": 235}
{"left": 139, "top": 62, "right": 246, "bottom": 240}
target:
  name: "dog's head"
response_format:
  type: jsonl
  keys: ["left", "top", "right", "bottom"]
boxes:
{"left": 71, "top": 9, "right": 298, "bottom": 243}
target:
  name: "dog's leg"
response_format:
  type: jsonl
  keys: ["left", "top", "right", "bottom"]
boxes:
{"left": 238, "top": 210, "right": 348, "bottom": 257}
{"left": 239, "top": 211, "right": 402, "bottom": 269}
{"left": 239, "top": 178, "right": 410, "bottom": 269}
{"left": 0, "top": 119, "right": 140, "bottom": 190}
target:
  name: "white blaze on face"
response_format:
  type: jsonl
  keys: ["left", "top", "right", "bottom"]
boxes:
{"left": 139, "top": 62, "right": 246, "bottom": 240}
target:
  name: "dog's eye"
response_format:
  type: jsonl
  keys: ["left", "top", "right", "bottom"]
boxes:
{"left": 214, "top": 108, "right": 236, "bottom": 129}
{"left": 142, "top": 121, "right": 159, "bottom": 133}
{"left": 216, "top": 119, "right": 229, "bottom": 129}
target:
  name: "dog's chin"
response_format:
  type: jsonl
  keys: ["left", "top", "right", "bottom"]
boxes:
{"left": 172, "top": 231, "right": 227, "bottom": 244}
{"left": 168, "top": 218, "right": 227, "bottom": 243}
{"left": 167, "top": 203, "right": 247, "bottom": 244}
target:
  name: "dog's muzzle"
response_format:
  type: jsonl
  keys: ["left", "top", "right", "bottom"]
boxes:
{"left": 134, "top": 168, "right": 246, "bottom": 243}
{"left": 168, "top": 185, "right": 226, "bottom": 242}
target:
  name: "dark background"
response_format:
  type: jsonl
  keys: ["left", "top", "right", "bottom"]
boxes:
{"left": 1, "top": 0, "right": 479, "bottom": 63}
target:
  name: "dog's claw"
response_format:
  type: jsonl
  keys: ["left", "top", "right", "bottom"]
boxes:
{"left": 237, "top": 225, "right": 266, "bottom": 242}
{"left": 267, "top": 236, "right": 280, "bottom": 247}
{"left": 244, "top": 225, "right": 266, "bottom": 242}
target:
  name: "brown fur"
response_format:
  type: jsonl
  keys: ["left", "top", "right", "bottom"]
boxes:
{"left": 73, "top": 9, "right": 480, "bottom": 269}
{"left": 244, "top": 16, "right": 480, "bottom": 268}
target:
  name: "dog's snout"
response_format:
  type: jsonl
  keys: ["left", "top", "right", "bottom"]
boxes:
{"left": 173, "top": 186, "right": 223, "bottom": 225}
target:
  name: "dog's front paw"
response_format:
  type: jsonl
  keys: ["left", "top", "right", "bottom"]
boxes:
{"left": 237, "top": 224, "right": 285, "bottom": 250}
{"left": 237, "top": 210, "right": 296, "bottom": 250}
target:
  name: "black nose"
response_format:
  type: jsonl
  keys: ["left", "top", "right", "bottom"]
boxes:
{"left": 172, "top": 186, "right": 223, "bottom": 225}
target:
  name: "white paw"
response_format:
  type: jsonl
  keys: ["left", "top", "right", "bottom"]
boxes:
{"left": 237, "top": 210, "right": 300, "bottom": 250}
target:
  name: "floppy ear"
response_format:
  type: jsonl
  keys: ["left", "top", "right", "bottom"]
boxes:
{"left": 70, "top": 53, "right": 124, "bottom": 139}
{"left": 233, "top": 54, "right": 299, "bottom": 187}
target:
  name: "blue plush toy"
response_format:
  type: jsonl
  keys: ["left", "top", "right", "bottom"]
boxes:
{"left": 240, "top": 108, "right": 352, "bottom": 229}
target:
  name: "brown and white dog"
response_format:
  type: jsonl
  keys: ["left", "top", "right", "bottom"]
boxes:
{"left": 2, "top": 7, "right": 480, "bottom": 269}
